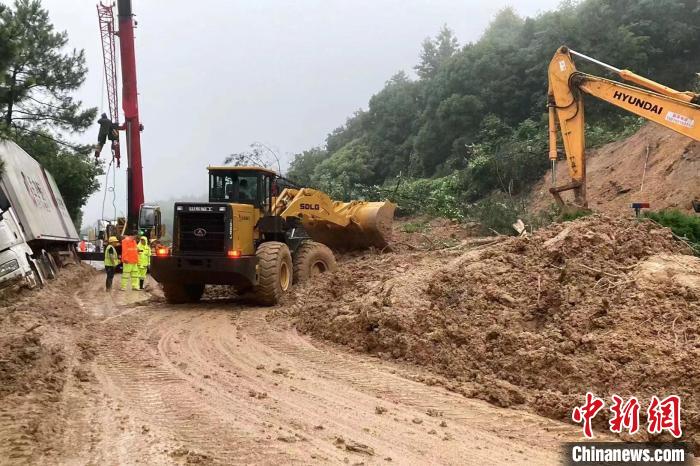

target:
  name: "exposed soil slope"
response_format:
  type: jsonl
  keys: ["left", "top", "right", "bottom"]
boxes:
{"left": 530, "top": 123, "right": 700, "bottom": 214}
{"left": 287, "top": 215, "right": 700, "bottom": 451}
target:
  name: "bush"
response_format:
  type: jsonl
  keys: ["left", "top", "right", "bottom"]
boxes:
{"left": 390, "top": 173, "right": 465, "bottom": 220}
{"left": 644, "top": 210, "right": 700, "bottom": 254}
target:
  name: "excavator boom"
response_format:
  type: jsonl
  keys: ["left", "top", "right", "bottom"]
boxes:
{"left": 548, "top": 46, "right": 700, "bottom": 207}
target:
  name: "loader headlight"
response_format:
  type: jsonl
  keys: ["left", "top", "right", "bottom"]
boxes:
{"left": 0, "top": 259, "right": 19, "bottom": 277}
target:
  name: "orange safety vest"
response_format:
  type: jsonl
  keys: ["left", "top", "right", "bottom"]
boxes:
{"left": 121, "top": 237, "right": 139, "bottom": 264}
{"left": 79, "top": 241, "right": 86, "bottom": 252}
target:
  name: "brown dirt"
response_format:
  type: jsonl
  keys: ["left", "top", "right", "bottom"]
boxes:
{"left": 0, "top": 257, "right": 585, "bottom": 464}
{"left": 0, "top": 264, "right": 97, "bottom": 461}
{"left": 530, "top": 123, "right": 700, "bottom": 215}
{"left": 287, "top": 214, "right": 700, "bottom": 451}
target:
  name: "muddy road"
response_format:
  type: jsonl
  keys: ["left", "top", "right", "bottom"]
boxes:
{"left": 1, "top": 272, "right": 586, "bottom": 465}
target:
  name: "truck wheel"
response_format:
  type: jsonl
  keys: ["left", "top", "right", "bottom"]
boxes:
{"left": 28, "top": 260, "right": 44, "bottom": 289}
{"left": 293, "top": 241, "right": 337, "bottom": 284}
{"left": 254, "top": 241, "right": 292, "bottom": 306}
{"left": 40, "top": 250, "right": 57, "bottom": 280}
{"left": 163, "top": 283, "right": 205, "bottom": 304}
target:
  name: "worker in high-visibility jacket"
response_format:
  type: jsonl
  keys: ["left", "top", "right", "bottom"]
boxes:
{"left": 137, "top": 235, "right": 151, "bottom": 290}
{"left": 104, "top": 236, "right": 120, "bottom": 291}
{"left": 120, "top": 235, "right": 140, "bottom": 291}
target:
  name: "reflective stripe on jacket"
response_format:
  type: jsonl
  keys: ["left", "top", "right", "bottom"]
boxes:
{"left": 137, "top": 242, "right": 151, "bottom": 267}
{"left": 104, "top": 245, "right": 120, "bottom": 267}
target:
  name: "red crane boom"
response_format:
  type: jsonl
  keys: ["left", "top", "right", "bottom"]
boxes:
{"left": 96, "top": 4, "right": 119, "bottom": 129}
{"left": 96, "top": 0, "right": 144, "bottom": 233}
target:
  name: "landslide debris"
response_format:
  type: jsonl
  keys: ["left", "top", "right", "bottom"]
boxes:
{"left": 0, "top": 265, "right": 97, "bottom": 461}
{"left": 530, "top": 123, "right": 700, "bottom": 215}
{"left": 287, "top": 215, "right": 700, "bottom": 450}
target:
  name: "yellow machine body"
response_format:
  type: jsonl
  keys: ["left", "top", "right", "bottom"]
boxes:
{"left": 272, "top": 187, "right": 395, "bottom": 250}
{"left": 548, "top": 46, "right": 700, "bottom": 207}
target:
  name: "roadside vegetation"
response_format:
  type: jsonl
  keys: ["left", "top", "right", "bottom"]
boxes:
{"left": 0, "top": 0, "right": 100, "bottom": 228}
{"left": 286, "top": 0, "right": 699, "bottom": 233}
{"left": 645, "top": 210, "right": 700, "bottom": 255}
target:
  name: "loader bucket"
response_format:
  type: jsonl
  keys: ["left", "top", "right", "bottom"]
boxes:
{"left": 301, "top": 200, "right": 396, "bottom": 251}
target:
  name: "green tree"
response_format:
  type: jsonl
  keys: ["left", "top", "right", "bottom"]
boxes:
{"left": 287, "top": 0, "right": 700, "bottom": 209}
{"left": 414, "top": 25, "right": 459, "bottom": 80}
{"left": 0, "top": 0, "right": 95, "bottom": 131}
{"left": 0, "top": 0, "right": 101, "bottom": 228}
{"left": 286, "top": 147, "right": 328, "bottom": 187}
{"left": 313, "top": 139, "right": 374, "bottom": 199}
{"left": 12, "top": 130, "right": 101, "bottom": 229}
{"left": 364, "top": 72, "right": 422, "bottom": 179}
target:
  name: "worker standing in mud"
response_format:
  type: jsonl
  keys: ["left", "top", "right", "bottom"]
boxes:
{"left": 104, "top": 236, "right": 120, "bottom": 291}
{"left": 120, "top": 235, "right": 140, "bottom": 291}
{"left": 137, "top": 235, "right": 151, "bottom": 290}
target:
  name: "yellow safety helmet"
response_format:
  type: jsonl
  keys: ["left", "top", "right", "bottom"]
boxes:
{"left": 140, "top": 236, "right": 148, "bottom": 242}
{"left": 108, "top": 236, "right": 119, "bottom": 243}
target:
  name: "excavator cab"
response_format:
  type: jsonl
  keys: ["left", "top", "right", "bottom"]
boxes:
{"left": 138, "top": 204, "right": 165, "bottom": 240}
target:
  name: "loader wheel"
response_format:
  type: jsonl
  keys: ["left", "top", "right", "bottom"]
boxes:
{"left": 163, "top": 282, "right": 205, "bottom": 304}
{"left": 254, "top": 241, "right": 292, "bottom": 306}
{"left": 293, "top": 241, "right": 337, "bottom": 284}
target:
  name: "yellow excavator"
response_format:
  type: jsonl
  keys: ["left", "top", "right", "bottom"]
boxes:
{"left": 151, "top": 166, "right": 395, "bottom": 305}
{"left": 547, "top": 46, "right": 700, "bottom": 208}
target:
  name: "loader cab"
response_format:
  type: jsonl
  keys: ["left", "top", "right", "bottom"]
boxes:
{"left": 208, "top": 166, "right": 276, "bottom": 214}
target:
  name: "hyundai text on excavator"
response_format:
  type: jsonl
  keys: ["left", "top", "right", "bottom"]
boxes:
{"left": 547, "top": 46, "right": 700, "bottom": 209}
{"left": 150, "top": 166, "right": 395, "bottom": 305}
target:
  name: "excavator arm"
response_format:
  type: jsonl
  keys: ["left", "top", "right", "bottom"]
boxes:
{"left": 548, "top": 46, "right": 700, "bottom": 207}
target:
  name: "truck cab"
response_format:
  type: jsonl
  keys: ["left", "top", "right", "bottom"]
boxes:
{"left": 0, "top": 205, "right": 41, "bottom": 289}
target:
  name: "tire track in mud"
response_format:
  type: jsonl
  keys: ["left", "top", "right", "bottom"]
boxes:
{"left": 43, "top": 275, "right": 587, "bottom": 465}
{"left": 92, "top": 312, "right": 290, "bottom": 464}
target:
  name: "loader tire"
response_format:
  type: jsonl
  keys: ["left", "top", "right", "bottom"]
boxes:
{"left": 253, "top": 241, "right": 292, "bottom": 306}
{"left": 163, "top": 283, "right": 205, "bottom": 304}
{"left": 293, "top": 241, "right": 337, "bottom": 284}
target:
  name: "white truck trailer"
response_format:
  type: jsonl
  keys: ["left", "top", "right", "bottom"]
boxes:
{"left": 0, "top": 140, "right": 79, "bottom": 289}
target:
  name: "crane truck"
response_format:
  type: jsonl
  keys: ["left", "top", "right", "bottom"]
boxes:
{"left": 78, "top": 0, "right": 162, "bottom": 263}
{"left": 547, "top": 46, "right": 700, "bottom": 209}
{"left": 151, "top": 166, "right": 395, "bottom": 305}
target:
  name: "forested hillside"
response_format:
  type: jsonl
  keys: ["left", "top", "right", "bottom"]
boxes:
{"left": 287, "top": 0, "right": 700, "bottom": 225}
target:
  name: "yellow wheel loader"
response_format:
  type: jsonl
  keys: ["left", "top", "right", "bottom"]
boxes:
{"left": 151, "top": 166, "right": 395, "bottom": 305}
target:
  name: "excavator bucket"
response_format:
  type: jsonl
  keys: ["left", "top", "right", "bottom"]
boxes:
{"left": 301, "top": 201, "right": 396, "bottom": 251}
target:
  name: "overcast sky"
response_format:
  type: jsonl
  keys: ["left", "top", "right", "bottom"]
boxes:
{"left": 40, "top": 0, "right": 560, "bottom": 226}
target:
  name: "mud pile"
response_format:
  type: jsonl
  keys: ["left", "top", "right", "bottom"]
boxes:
{"left": 0, "top": 265, "right": 96, "bottom": 460}
{"left": 530, "top": 123, "right": 700, "bottom": 215}
{"left": 288, "top": 215, "right": 700, "bottom": 449}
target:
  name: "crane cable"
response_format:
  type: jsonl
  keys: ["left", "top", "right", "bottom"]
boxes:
{"left": 98, "top": 62, "right": 118, "bottom": 223}
{"left": 100, "top": 157, "right": 117, "bottom": 222}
